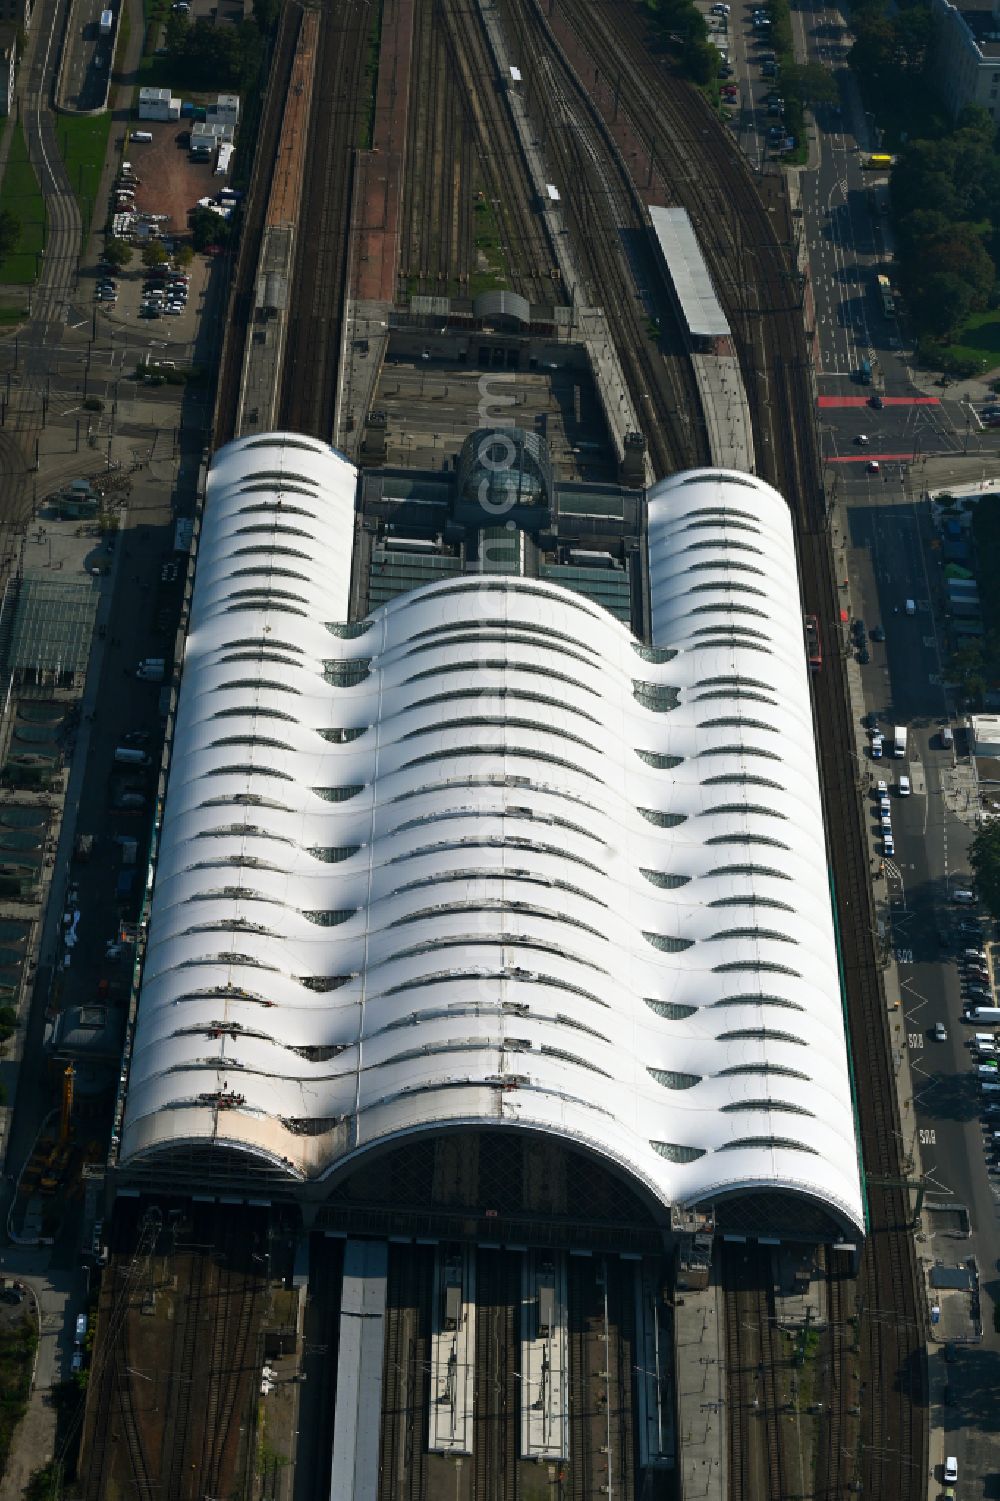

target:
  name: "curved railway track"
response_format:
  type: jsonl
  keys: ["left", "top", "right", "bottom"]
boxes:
{"left": 523, "top": 7, "right": 928, "bottom": 1497}
{"left": 505, "top": 0, "right": 707, "bottom": 476}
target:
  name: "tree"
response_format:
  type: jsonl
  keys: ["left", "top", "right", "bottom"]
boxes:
{"left": 141, "top": 242, "right": 168, "bottom": 268}
{"left": 189, "top": 205, "right": 229, "bottom": 252}
{"left": 912, "top": 271, "right": 974, "bottom": 338}
{"left": 0, "top": 209, "right": 20, "bottom": 262}
{"left": 102, "top": 236, "right": 133, "bottom": 269}
{"left": 164, "top": 8, "right": 189, "bottom": 49}
{"left": 970, "top": 823, "right": 1000, "bottom": 920}
{"left": 253, "top": 0, "right": 278, "bottom": 30}
{"left": 780, "top": 61, "right": 839, "bottom": 105}
{"left": 174, "top": 243, "right": 194, "bottom": 268}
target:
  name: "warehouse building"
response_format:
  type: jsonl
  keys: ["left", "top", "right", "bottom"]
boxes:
{"left": 114, "top": 433, "right": 863, "bottom": 1245}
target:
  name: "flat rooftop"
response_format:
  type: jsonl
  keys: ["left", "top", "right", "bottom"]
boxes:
{"left": 649, "top": 204, "right": 731, "bottom": 342}
{"left": 958, "top": 6, "right": 1000, "bottom": 55}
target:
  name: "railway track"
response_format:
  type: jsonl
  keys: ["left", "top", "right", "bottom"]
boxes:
{"left": 473, "top": 1250, "right": 518, "bottom": 1501}
{"left": 505, "top": 0, "right": 706, "bottom": 476}
{"left": 401, "top": 0, "right": 472, "bottom": 293}
{"left": 723, "top": 1245, "right": 782, "bottom": 1501}
{"left": 566, "top": 1256, "right": 636, "bottom": 1501}
{"left": 115, "top": 1333, "right": 156, "bottom": 1501}
{"left": 438, "top": 0, "right": 550, "bottom": 303}
{"left": 278, "top": 0, "right": 370, "bottom": 438}
{"left": 378, "top": 1243, "right": 432, "bottom": 1501}
{"left": 213, "top": 1, "right": 300, "bottom": 446}
{"left": 818, "top": 1246, "right": 854, "bottom": 1499}
{"left": 161, "top": 1239, "right": 209, "bottom": 1501}
{"left": 547, "top": 6, "right": 927, "bottom": 1496}
{"left": 199, "top": 1225, "right": 262, "bottom": 1496}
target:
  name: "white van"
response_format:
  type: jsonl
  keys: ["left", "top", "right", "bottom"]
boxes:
{"left": 898, "top": 775, "right": 911, "bottom": 796}
{"left": 941, "top": 726, "right": 954, "bottom": 749}
{"left": 952, "top": 889, "right": 977, "bottom": 904}
{"left": 968, "top": 1006, "right": 1000, "bottom": 1023}
{"left": 904, "top": 598, "right": 916, "bottom": 616}
{"left": 131, "top": 130, "right": 153, "bottom": 143}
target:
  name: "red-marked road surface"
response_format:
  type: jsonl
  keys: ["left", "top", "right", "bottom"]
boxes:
{"left": 817, "top": 396, "right": 941, "bottom": 408}
{"left": 826, "top": 453, "right": 916, "bottom": 463}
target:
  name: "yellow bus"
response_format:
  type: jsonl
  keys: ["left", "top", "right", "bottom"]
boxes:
{"left": 863, "top": 152, "right": 894, "bottom": 170}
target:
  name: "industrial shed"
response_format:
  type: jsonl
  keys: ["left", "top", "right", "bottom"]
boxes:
{"left": 116, "top": 436, "right": 863, "bottom": 1240}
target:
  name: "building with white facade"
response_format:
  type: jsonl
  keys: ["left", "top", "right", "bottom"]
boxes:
{"left": 115, "top": 433, "right": 863, "bottom": 1242}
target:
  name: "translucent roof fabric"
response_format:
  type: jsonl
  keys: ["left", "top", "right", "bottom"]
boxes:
{"left": 120, "top": 440, "right": 863, "bottom": 1236}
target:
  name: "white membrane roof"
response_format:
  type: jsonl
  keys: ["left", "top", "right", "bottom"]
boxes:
{"left": 120, "top": 439, "right": 863, "bottom": 1236}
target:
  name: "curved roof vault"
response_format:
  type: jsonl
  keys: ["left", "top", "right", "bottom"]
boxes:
{"left": 118, "top": 440, "right": 864, "bottom": 1236}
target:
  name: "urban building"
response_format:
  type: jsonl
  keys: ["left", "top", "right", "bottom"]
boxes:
{"left": 930, "top": 0, "right": 1000, "bottom": 121}
{"left": 113, "top": 432, "right": 864, "bottom": 1245}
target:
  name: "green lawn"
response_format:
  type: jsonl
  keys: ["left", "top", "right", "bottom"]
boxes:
{"left": 54, "top": 113, "right": 113, "bottom": 239}
{"left": 0, "top": 124, "right": 46, "bottom": 284}
{"left": 942, "top": 310, "right": 1000, "bottom": 375}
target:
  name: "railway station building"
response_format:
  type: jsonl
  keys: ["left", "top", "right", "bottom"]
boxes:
{"left": 112, "top": 431, "right": 864, "bottom": 1250}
